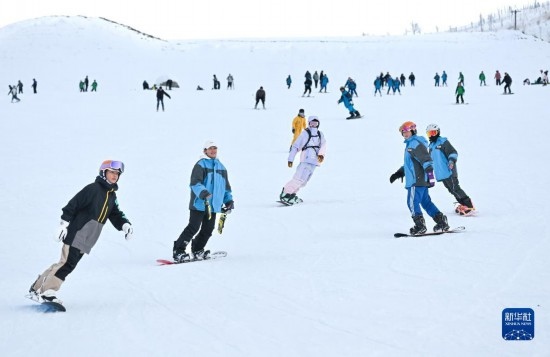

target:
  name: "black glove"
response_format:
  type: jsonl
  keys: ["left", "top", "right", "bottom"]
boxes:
{"left": 389, "top": 169, "right": 404, "bottom": 183}
{"left": 292, "top": 129, "right": 295, "bottom": 134}
{"left": 222, "top": 200, "right": 234, "bottom": 213}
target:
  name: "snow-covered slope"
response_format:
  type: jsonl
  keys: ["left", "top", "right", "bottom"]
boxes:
{"left": 0, "top": 16, "right": 548, "bottom": 357}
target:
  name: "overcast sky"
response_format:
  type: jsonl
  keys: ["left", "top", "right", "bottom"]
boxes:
{"left": 0, "top": 0, "right": 533, "bottom": 39}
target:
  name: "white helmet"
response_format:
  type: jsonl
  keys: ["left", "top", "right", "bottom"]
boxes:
{"left": 426, "top": 123, "right": 440, "bottom": 137}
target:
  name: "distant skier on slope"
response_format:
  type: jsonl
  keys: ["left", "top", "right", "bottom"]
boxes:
{"left": 290, "top": 108, "right": 307, "bottom": 149}
{"left": 337, "top": 86, "right": 361, "bottom": 119}
{"left": 156, "top": 86, "right": 171, "bottom": 111}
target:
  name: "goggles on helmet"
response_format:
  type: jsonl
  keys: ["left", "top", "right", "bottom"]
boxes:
{"left": 100, "top": 160, "right": 125, "bottom": 173}
{"left": 426, "top": 130, "right": 439, "bottom": 137}
{"left": 399, "top": 121, "right": 416, "bottom": 133}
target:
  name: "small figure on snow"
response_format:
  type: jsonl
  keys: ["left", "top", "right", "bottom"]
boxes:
{"left": 409, "top": 72, "right": 416, "bottom": 86}
{"left": 143, "top": 80, "right": 150, "bottom": 90}
{"left": 495, "top": 70, "right": 502, "bottom": 86}
{"left": 227, "top": 74, "right": 234, "bottom": 89}
{"left": 389, "top": 121, "right": 450, "bottom": 235}
{"left": 434, "top": 73, "right": 440, "bottom": 87}
{"left": 345, "top": 77, "right": 358, "bottom": 97}
{"left": 455, "top": 82, "right": 465, "bottom": 104}
{"left": 286, "top": 75, "right": 292, "bottom": 89}
{"left": 29, "top": 160, "right": 133, "bottom": 305}
{"left": 156, "top": 86, "right": 171, "bottom": 111}
{"left": 255, "top": 86, "right": 266, "bottom": 109}
{"left": 319, "top": 73, "right": 329, "bottom": 93}
{"left": 280, "top": 116, "right": 326, "bottom": 205}
{"left": 374, "top": 77, "right": 382, "bottom": 96}
{"left": 290, "top": 108, "right": 307, "bottom": 149}
{"left": 8, "top": 85, "right": 20, "bottom": 102}
{"left": 441, "top": 71, "right": 448, "bottom": 86}
{"left": 479, "top": 71, "right": 486, "bottom": 86}
{"left": 173, "top": 141, "right": 234, "bottom": 263}
{"left": 426, "top": 124, "right": 475, "bottom": 215}
{"left": 337, "top": 86, "right": 361, "bottom": 119}
{"left": 502, "top": 72, "right": 513, "bottom": 94}
{"left": 32, "top": 78, "right": 37, "bottom": 93}
{"left": 91, "top": 80, "right": 98, "bottom": 92}
{"left": 303, "top": 77, "right": 312, "bottom": 97}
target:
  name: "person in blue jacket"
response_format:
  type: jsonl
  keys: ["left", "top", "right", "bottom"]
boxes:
{"left": 319, "top": 74, "right": 329, "bottom": 93}
{"left": 173, "top": 141, "right": 234, "bottom": 262}
{"left": 374, "top": 77, "right": 382, "bottom": 96}
{"left": 434, "top": 73, "right": 440, "bottom": 86}
{"left": 426, "top": 124, "right": 475, "bottom": 215}
{"left": 441, "top": 71, "right": 448, "bottom": 86}
{"left": 337, "top": 86, "right": 361, "bottom": 119}
{"left": 286, "top": 75, "right": 292, "bottom": 89}
{"left": 345, "top": 77, "right": 358, "bottom": 97}
{"left": 389, "top": 121, "right": 450, "bottom": 235}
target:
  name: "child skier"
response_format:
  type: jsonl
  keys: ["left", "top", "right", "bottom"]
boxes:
{"left": 389, "top": 121, "right": 450, "bottom": 235}
{"left": 280, "top": 116, "right": 326, "bottom": 205}
{"left": 426, "top": 124, "right": 475, "bottom": 215}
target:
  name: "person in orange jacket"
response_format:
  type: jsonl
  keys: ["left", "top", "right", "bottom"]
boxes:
{"left": 290, "top": 109, "right": 307, "bottom": 150}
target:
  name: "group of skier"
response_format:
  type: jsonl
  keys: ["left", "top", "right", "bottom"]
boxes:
{"left": 7, "top": 79, "right": 37, "bottom": 102}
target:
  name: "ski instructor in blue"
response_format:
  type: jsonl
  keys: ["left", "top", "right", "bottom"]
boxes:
{"left": 389, "top": 121, "right": 450, "bottom": 235}
{"left": 173, "top": 141, "right": 234, "bottom": 263}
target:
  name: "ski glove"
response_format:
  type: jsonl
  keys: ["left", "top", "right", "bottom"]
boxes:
{"left": 123, "top": 223, "right": 134, "bottom": 241}
{"left": 222, "top": 200, "right": 234, "bottom": 214}
{"left": 288, "top": 161, "right": 293, "bottom": 168}
{"left": 317, "top": 155, "right": 324, "bottom": 163}
{"left": 426, "top": 167, "right": 436, "bottom": 187}
{"left": 55, "top": 220, "right": 69, "bottom": 242}
{"left": 389, "top": 169, "right": 405, "bottom": 184}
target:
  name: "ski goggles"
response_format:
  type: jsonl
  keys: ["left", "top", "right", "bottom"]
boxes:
{"left": 100, "top": 160, "right": 125, "bottom": 173}
{"left": 426, "top": 130, "right": 439, "bottom": 137}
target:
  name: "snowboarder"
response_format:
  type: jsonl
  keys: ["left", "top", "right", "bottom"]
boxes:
{"left": 290, "top": 108, "right": 307, "bottom": 149}
{"left": 91, "top": 80, "right": 98, "bottom": 92}
{"left": 8, "top": 85, "right": 20, "bottom": 102}
{"left": 28, "top": 160, "right": 133, "bottom": 305}
{"left": 32, "top": 78, "right": 37, "bottom": 93}
{"left": 280, "top": 116, "right": 326, "bottom": 205}
{"left": 345, "top": 77, "right": 358, "bottom": 97}
{"left": 426, "top": 124, "right": 475, "bottom": 215}
{"left": 455, "top": 82, "right": 465, "bottom": 104}
{"left": 502, "top": 72, "right": 513, "bottom": 94}
{"left": 303, "top": 77, "right": 312, "bottom": 97}
{"left": 337, "top": 86, "right": 361, "bottom": 119}
{"left": 286, "top": 75, "right": 292, "bottom": 89}
{"left": 434, "top": 73, "right": 440, "bottom": 87}
{"left": 389, "top": 121, "right": 450, "bottom": 235}
{"left": 172, "top": 141, "right": 234, "bottom": 263}
{"left": 255, "top": 86, "right": 266, "bottom": 109}
{"left": 441, "top": 71, "right": 448, "bottom": 86}
{"left": 319, "top": 74, "right": 329, "bottom": 93}
{"left": 213, "top": 75, "right": 220, "bottom": 90}
{"left": 156, "top": 86, "right": 171, "bottom": 111}
{"left": 17, "top": 80, "right": 23, "bottom": 94}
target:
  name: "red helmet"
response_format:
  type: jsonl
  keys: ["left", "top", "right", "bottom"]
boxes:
{"left": 399, "top": 121, "right": 417, "bottom": 134}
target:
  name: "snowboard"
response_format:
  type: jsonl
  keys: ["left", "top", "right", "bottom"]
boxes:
{"left": 394, "top": 226, "right": 465, "bottom": 238}
{"left": 156, "top": 251, "right": 227, "bottom": 265}
{"left": 276, "top": 198, "right": 303, "bottom": 206}
{"left": 25, "top": 294, "right": 66, "bottom": 312}
{"left": 502, "top": 92, "right": 514, "bottom": 95}
{"left": 346, "top": 116, "right": 363, "bottom": 120}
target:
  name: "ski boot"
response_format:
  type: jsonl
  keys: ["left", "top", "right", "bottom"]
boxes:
{"left": 41, "top": 289, "right": 63, "bottom": 304}
{"left": 173, "top": 241, "right": 191, "bottom": 263}
{"left": 280, "top": 189, "right": 302, "bottom": 205}
{"left": 410, "top": 215, "right": 427, "bottom": 235}
{"left": 354, "top": 110, "right": 361, "bottom": 117}
{"left": 433, "top": 212, "right": 450, "bottom": 232}
{"left": 346, "top": 112, "right": 356, "bottom": 119}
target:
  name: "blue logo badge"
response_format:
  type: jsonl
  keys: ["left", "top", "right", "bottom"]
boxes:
{"left": 502, "top": 308, "right": 534, "bottom": 340}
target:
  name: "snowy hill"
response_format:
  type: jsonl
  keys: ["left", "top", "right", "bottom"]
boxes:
{"left": 0, "top": 16, "right": 549, "bottom": 357}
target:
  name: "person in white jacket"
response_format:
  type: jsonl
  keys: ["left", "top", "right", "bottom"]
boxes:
{"left": 279, "top": 116, "right": 327, "bottom": 205}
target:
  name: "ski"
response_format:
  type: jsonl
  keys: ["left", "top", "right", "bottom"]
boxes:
{"left": 156, "top": 251, "right": 227, "bottom": 265}
{"left": 394, "top": 226, "right": 465, "bottom": 238}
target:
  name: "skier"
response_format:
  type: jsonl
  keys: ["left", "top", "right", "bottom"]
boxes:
{"left": 374, "top": 77, "right": 382, "bottom": 96}
{"left": 227, "top": 74, "right": 234, "bottom": 89}
{"left": 495, "top": 70, "right": 502, "bottom": 86}
{"left": 479, "top": 71, "right": 486, "bottom": 86}
{"left": 8, "top": 85, "right": 20, "bottom": 102}
{"left": 17, "top": 80, "right": 23, "bottom": 94}
{"left": 345, "top": 77, "right": 358, "bottom": 97}
{"left": 319, "top": 74, "right": 329, "bottom": 93}
{"left": 400, "top": 73, "right": 406, "bottom": 86}
{"left": 255, "top": 86, "right": 266, "bottom": 109}
{"left": 441, "top": 71, "right": 448, "bottom": 86}
{"left": 502, "top": 72, "right": 513, "bottom": 94}
{"left": 455, "top": 82, "right": 465, "bottom": 104}
{"left": 337, "top": 86, "right": 361, "bottom": 119}
{"left": 392, "top": 77, "right": 401, "bottom": 95}
{"left": 434, "top": 73, "right": 440, "bottom": 87}
{"left": 91, "top": 80, "right": 98, "bottom": 92}
{"left": 303, "top": 77, "right": 312, "bottom": 97}
{"left": 389, "top": 121, "right": 450, "bottom": 235}
{"left": 286, "top": 75, "right": 292, "bottom": 89}
{"left": 290, "top": 108, "right": 307, "bottom": 149}
{"left": 84, "top": 76, "right": 89, "bottom": 92}
{"left": 279, "top": 116, "right": 326, "bottom": 205}
{"left": 156, "top": 86, "right": 171, "bottom": 111}
{"left": 28, "top": 160, "right": 133, "bottom": 305}
{"left": 313, "top": 71, "right": 319, "bottom": 88}
{"left": 409, "top": 72, "right": 416, "bottom": 86}
{"left": 173, "top": 141, "right": 234, "bottom": 262}
{"left": 426, "top": 124, "right": 475, "bottom": 215}
{"left": 32, "top": 78, "right": 37, "bottom": 93}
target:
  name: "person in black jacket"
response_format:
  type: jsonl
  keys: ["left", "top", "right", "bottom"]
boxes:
{"left": 502, "top": 72, "right": 513, "bottom": 94}
{"left": 156, "top": 86, "right": 171, "bottom": 111}
{"left": 255, "top": 86, "right": 266, "bottom": 109}
{"left": 28, "top": 160, "right": 133, "bottom": 305}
